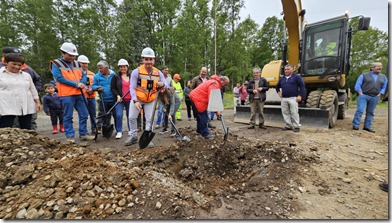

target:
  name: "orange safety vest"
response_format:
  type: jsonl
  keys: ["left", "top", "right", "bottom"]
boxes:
{"left": 136, "top": 66, "right": 160, "bottom": 102}
{"left": 50, "top": 59, "right": 83, "bottom": 97}
{"left": 84, "top": 70, "right": 97, "bottom": 98}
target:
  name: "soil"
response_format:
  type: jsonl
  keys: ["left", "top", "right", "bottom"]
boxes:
{"left": 0, "top": 107, "right": 388, "bottom": 220}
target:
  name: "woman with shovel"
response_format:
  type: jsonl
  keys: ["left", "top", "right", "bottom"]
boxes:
{"left": 111, "top": 59, "right": 131, "bottom": 139}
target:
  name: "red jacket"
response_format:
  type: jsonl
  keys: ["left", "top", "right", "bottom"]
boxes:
{"left": 190, "top": 76, "right": 221, "bottom": 113}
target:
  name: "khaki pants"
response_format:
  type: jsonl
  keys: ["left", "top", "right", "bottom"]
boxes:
{"left": 281, "top": 97, "right": 300, "bottom": 128}
{"left": 249, "top": 99, "right": 265, "bottom": 126}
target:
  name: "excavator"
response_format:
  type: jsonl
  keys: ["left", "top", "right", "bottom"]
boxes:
{"left": 234, "top": 0, "right": 370, "bottom": 128}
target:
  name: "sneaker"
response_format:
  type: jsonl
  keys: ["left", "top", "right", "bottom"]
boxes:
{"left": 363, "top": 127, "right": 375, "bottom": 133}
{"left": 352, "top": 126, "right": 359, "bottom": 130}
{"left": 80, "top": 134, "right": 95, "bottom": 141}
{"left": 160, "top": 129, "right": 168, "bottom": 134}
{"left": 204, "top": 134, "right": 215, "bottom": 139}
{"left": 66, "top": 137, "right": 75, "bottom": 143}
{"left": 147, "top": 142, "right": 154, "bottom": 148}
{"left": 379, "top": 182, "right": 388, "bottom": 192}
{"left": 208, "top": 124, "right": 216, "bottom": 129}
{"left": 115, "top": 132, "right": 123, "bottom": 139}
{"left": 248, "top": 125, "right": 255, "bottom": 129}
{"left": 170, "top": 131, "right": 176, "bottom": 136}
{"left": 282, "top": 127, "right": 292, "bottom": 131}
{"left": 155, "top": 124, "right": 161, "bottom": 129}
{"left": 259, "top": 125, "right": 267, "bottom": 129}
{"left": 293, "top": 128, "right": 300, "bottom": 132}
{"left": 125, "top": 136, "right": 138, "bottom": 146}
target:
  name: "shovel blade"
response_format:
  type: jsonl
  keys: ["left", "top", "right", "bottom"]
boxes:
{"left": 139, "top": 130, "right": 155, "bottom": 149}
{"left": 224, "top": 127, "right": 229, "bottom": 141}
{"left": 102, "top": 124, "right": 114, "bottom": 139}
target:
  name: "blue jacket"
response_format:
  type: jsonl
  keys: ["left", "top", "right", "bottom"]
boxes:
{"left": 42, "top": 92, "right": 62, "bottom": 114}
{"left": 275, "top": 73, "right": 305, "bottom": 98}
{"left": 92, "top": 69, "right": 116, "bottom": 103}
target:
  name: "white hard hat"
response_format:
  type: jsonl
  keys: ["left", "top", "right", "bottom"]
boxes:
{"left": 60, "top": 42, "right": 78, "bottom": 56}
{"left": 77, "top": 55, "right": 90, "bottom": 63}
{"left": 118, "top": 59, "right": 129, "bottom": 66}
{"left": 141, "top": 47, "right": 155, "bottom": 58}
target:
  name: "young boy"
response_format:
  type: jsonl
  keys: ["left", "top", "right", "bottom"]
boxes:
{"left": 42, "top": 83, "right": 64, "bottom": 133}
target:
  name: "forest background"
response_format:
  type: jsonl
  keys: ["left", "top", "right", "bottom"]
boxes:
{"left": 0, "top": 0, "right": 388, "bottom": 94}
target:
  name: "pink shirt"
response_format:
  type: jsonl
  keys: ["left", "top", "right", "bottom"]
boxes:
{"left": 122, "top": 77, "right": 131, "bottom": 102}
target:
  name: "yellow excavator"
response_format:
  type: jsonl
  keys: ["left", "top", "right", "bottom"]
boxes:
{"left": 234, "top": 0, "right": 370, "bottom": 128}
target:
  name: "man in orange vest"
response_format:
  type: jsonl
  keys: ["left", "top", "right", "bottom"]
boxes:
{"left": 125, "top": 47, "right": 168, "bottom": 147}
{"left": 78, "top": 55, "right": 98, "bottom": 135}
{"left": 50, "top": 42, "right": 94, "bottom": 143}
{"left": 190, "top": 75, "right": 230, "bottom": 139}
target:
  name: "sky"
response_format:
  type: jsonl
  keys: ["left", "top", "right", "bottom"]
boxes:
{"left": 240, "top": 0, "right": 389, "bottom": 32}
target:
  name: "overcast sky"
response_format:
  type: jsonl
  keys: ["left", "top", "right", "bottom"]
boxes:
{"left": 240, "top": 0, "right": 389, "bottom": 32}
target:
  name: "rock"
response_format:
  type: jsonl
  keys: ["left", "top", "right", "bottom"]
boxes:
{"left": 25, "top": 208, "right": 38, "bottom": 219}
{"left": 86, "top": 190, "right": 95, "bottom": 197}
{"left": 342, "top": 178, "right": 352, "bottom": 183}
{"left": 16, "top": 208, "right": 27, "bottom": 219}
{"left": 265, "top": 207, "right": 271, "bottom": 211}
{"left": 298, "top": 187, "right": 306, "bottom": 193}
{"left": 155, "top": 201, "right": 162, "bottom": 210}
{"left": 118, "top": 199, "right": 126, "bottom": 207}
{"left": 54, "top": 211, "right": 64, "bottom": 219}
{"left": 66, "top": 187, "right": 74, "bottom": 193}
{"left": 69, "top": 207, "right": 78, "bottom": 213}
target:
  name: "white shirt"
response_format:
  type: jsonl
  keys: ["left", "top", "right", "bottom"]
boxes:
{"left": 0, "top": 67, "right": 39, "bottom": 116}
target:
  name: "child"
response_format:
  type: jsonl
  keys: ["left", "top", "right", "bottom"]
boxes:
{"left": 158, "top": 87, "right": 181, "bottom": 136}
{"left": 42, "top": 83, "right": 64, "bottom": 133}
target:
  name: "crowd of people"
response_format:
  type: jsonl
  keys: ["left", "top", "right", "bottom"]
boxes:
{"left": 0, "top": 43, "right": 387, "bottom": 142}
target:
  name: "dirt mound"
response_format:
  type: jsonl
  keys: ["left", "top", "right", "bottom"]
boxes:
{"left": 0, "top": 127, "right": 320, "bottom": 219}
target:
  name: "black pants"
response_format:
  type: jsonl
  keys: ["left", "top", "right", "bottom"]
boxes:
{"left": 49, "top": 109, "right": 64, "bottom": 125}
{"left": 0, "top": 114, "right": 32, "bottom": 129}
{"left": 185, "top": 100, "right": 193, "bottom": 119}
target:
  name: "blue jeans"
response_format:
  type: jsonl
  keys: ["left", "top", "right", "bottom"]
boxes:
{"left": 61, "top": 95, "right": 89, "bottom": 137}
{"left": 115, "top": 101, "right": 130, "bottom": 133}
{"left": 352, "top": 94, "right": 379, "bottom": 129}
{"left": 191, "top": 100, "right": 210, "bottom": 137}
{"left": 156, "top": 103, "right": 165, "bottom": 126}
{"left": 87, "top": 98, "right": 96, "bottom": 131}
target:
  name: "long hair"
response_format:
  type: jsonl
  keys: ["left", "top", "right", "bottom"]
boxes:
{"left": 157, "top": 87, "right": 175, "bottom": 105}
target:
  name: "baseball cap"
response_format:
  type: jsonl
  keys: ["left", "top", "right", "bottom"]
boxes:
{"left": 2, "top": 47, "right": 21, "bottom": 54}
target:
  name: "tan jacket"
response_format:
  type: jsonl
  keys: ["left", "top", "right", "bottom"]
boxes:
{"left": 0, "top": 67, "right": 39, "bottom": 116}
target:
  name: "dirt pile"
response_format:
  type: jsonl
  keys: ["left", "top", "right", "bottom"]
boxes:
{"left": 0, "top": 127, "right": 320, "bottom": 219}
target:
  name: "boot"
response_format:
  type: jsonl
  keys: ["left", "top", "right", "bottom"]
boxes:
{"left": 52, "top": 125, "right": 58, "bottom": 134}
{"left": 59, "top": 124, "right": 65, "bottom": 132}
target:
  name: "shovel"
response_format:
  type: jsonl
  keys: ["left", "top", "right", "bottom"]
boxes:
{"left": 138, "top": 94, "right": 159, "bottom": 149}
{"left": 168, "top": 117, "right": 191, "bottom": 141}
{"left": 98, "top": 92, "right": 114, "bottom": 139}
{"left": 219, "top": 114, "right": 229, "bottom": 141}
{"left": 79, "top": 88, "right": 98, "bottom": 142}
{"left": 96, "top": 91, "right": 130, "bottom": 119}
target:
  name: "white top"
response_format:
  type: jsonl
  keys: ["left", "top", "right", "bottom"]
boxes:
{"left": 0, "top": 67, "right": 39, "bottom": 116}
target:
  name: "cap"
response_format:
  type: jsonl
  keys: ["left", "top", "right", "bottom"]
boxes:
{"left": 2, "top": 47, "right": 20, "bottom": 54}
{"left": 244, "top": 81, "right": 249, "bottom": 85}
{"left": 77, "top": 55, "right": 90, "bottom": 63}
{"left": 141, "top": 47, "right": 155, "bottom": 58}
{"left": 118, "top": 59, "right": 129, "bottom": 66}
{"left": 60, "top": 42, "right": 78, "bottom": 56}
{"left": 173, "top": 74, "right": 181, "bottom": 80}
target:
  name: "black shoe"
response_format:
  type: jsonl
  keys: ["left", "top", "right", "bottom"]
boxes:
{"left": 248, "top": 125, "right": 255, "bottom": 129}
{"left": 208, "top": 124, "right": 216, "bottom": 129}
{"left": 293, "top": 128, "right": 300, "bottom": 132}
{"left": 282, "top": 127, "right": 292, "bottom": 131}
{"left": 177, "top": 119, "right": 182, "bottom": 121}
{"left": 259, "top": 125, "right": 267, "bottom": 129}
{"left": 363, "top": 127, "right": 375, "bottom": 133}
{"left": 379, "top": 182, "right": 388, "bottom": 192}
{"left": 353, "top": 126, "right": 359, "bottom": 130}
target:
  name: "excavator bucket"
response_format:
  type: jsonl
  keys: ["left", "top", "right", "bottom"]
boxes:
{"left": 234, "top": 105, "right": 330, "bottom": 129}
